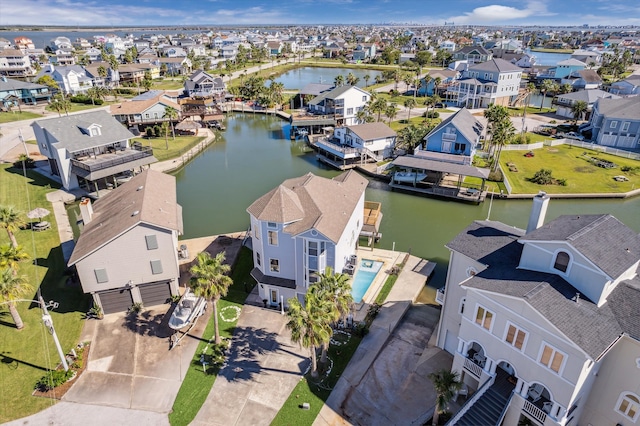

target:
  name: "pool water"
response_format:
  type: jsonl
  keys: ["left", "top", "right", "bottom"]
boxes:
{"left": 351, "top": 259, "right": 383, "bottom": 303}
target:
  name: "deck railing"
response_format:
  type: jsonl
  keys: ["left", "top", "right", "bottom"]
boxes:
{"left": 523, "top": 399, "right": 547, "bottom": 424}
{"left": 464, "top": 357, "right": 483, "bottom": 378}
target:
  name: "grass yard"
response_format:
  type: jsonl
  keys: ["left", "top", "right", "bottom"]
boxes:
{"left": 132, "top": 135, "right": 206, "bottom": 162}
{"left": 151, "top": 79, "right": 186, "bottom": 90}
{"left": 390, "top": 116, "right": 441, "bottom": 132}
{"left": 0, "top": 111, "right": 44, "bottom": 123}
{"left": 0, "top": 165, "right": 88, "bottom": 423}
{"left": 169, "top": 247, "right": 255, "bottom": 426}
{"left": 500, "top": 145, "right": 640, "bottom": 194}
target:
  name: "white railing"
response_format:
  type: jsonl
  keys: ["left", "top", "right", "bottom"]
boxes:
{"left": 442, "top": 132, "right": 457, "bottom": 142}
{"left": 445, "top": 375, "right": 495, "bottom": 425}
{"left": 435, "top": 287, "right": 445, "bottom": 304}
{"left": 501, "top": 142, "right": 545, "bottom": 151}
{"left": 463, "top": 357, "right": 483, "bottom": 378}
{"left": 522, "top": 399, "right": 547, "bottom": 425}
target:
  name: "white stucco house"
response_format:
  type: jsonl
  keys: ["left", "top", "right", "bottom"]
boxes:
{"left": 307, "top": 85, "right": 372, "bottom": 126}
{"left": 247, "top": 171, "right": 368, "bottom": 308}
{"left": 68, "top": 170, "right": 183, "bottom": 314}
{"left": 436, "top": 193, "right": 640, "bottom": 426}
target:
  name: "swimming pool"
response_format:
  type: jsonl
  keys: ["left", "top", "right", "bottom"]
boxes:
{"left": 351, "top": 259, "right": 383, "bottom": 303}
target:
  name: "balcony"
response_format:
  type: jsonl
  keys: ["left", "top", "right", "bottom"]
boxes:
{"left": 442, "top": 132, "right": 457, "bottom": 142}
{"left": 464, "top": 357, "right": 484, "bottom": 379}
{"left": 71, "top": 146, "right": 156, "bottom": 181}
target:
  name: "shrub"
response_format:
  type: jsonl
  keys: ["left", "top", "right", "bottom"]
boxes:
{"left": 488, "top": 169, "right": 503, "bottom": 182}
{"left": 511, "top": 134, "right": 531, "bottom": 145}
{"left": 13, "top": 154, "right": 36, "bottom": 169}
{"left": 128, "top": 302, "right": 143, "bottom": 314}
{"left": 423, "top": 111, "right": 439, "bottom": 119}
{"left": 35, "top": 369, "right": 74, "bottom": 391}
{"left": 530, "top": 168, "right": 553, "bottom": 185}
{"left": 353, "top": 322, "right": 369, "bottom": 337}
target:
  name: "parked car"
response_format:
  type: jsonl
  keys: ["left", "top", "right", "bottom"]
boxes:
{"left": 566, "top": 132, "right": 585, "bottom": 141}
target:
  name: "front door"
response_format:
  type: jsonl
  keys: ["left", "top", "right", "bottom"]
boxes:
{"left": 270, "top": 289, "right": 278, "bottom": 306}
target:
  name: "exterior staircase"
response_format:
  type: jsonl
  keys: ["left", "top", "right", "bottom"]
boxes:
{"left": 450, "top": 368, "right": 515, "bottom": 426}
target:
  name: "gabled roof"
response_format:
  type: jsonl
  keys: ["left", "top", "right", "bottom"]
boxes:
{"left": 557, "top": 58, "right": 587, "bottom": 67}
{"left": 109, "top": 91, "right": 179, "bottom": 115}
{"left": 521, "top": 214, "right": 640, "bottom": 279}
{"left": 32, "top": 110, "right": 136, "bottom": 152}
{"left": 469, "top": 58, "right": 522, "bottom": 73}
{"left": 346, "top": 122, "right": 396, "bottom": 141}
{"left": 0, "top": 77, "right": 47, "bottom": 92}
{"left": 299, "top": 83, "right": 333, "bottom": 96}
{"left": 308, "top": 85, "right": 370, "bottom": 106}
{"left": 557, "top": 89, "right": 617, "bottom": 104}
{"left": 570, "top": 69, "right": 602, "bottom": 84}
{"left": 247, "top": 171, "right": 368, "bottom": 243}
{"left": 594, "top": 96, "right": 640, "bottom": 120}
{"left": 425, "top": 108, "right": 484, "bottom": 145}
{"left": 454, "top": 45, "right": 490, "bottom": 55}
{"left": 68, "top": 169, "right": 182, "bottom": 265}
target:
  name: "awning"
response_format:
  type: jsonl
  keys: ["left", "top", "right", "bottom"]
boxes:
{"left": 392, "top": 155, "right": 490, "bottom": 179}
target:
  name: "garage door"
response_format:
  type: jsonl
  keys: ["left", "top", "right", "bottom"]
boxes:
{"left": 99, "top": 288, "right": 133, "bottom": 314}
{"left": 139, "top": 282, "right": 171, "bottom": 307}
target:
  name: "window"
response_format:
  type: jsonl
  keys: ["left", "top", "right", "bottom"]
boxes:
{"left": 622, "top": 121, "right": 630, "bottom": 132}
{"left": 256, "top": 252, "right": 261, "bottom": 266}
{"left": 539, "top": 343, "right": 565, "bottom": 373}
{"left": 504, "top": 323, "right": 527, "bottom": 350}
{"left": 150, "top": 260, "right": 163, "bottom": 275}
{"left": 553, "top": 251, "right": 570, "bottom": 273}
{"left": 347, "top": 107, "right": 353, "bottom": 115}
{"left": 267, "top": 222, "right": 277, "bottom": 229}
{"left": 145, "top": 235, "right": 158, "bottom": 250}
{"left": 611, "top": 120, "right": 618, "bottom": 129}
{"left": 269, "top": 258, "right": 280, "bottom": 273}
{"left": 94, "top": 268, "right": 108, "bottom": 283}
{"left": 475, "top": 306, "right": 494, "bottom": 331}
{"left": 616, "top": 393, "right": 640, "bottom": 422}
{"left": 362, "top": 95, "right": 367, "bottom": 102}
{"left": 268, "top": 230, "right": 278, "bottom": 246}
{"left": 253, "top": 223, "right": 260, "bottom": 240}
{"left": 460, "top": 298, "right": 466, "bottom": 314}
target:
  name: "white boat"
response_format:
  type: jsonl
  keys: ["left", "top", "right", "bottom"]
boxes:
{"left": 393, "top": 171, "right": 427, "bottom": 183}
{"left": 168, "top": 289, "right": 206, "bottom": 330}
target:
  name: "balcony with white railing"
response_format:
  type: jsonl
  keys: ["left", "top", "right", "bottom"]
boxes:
{"left": 442, "top": 132, "right": 457, "bottom": 142}
{"left": 464, "top": 357, "right": 484, "bottom": 379}
{"left": 522, "top": 398, "right": 548, "bottom": 425}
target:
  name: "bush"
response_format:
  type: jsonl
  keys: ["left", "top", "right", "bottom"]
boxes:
{"left": 69, "top": 95, "right": 103, "bottom": 105}
{"left": 530, "top": 168, "right": 553, "bottom": 185}
{"left": 35, "top": 369, "right": 74, "bottom": 391}
{"left": 353, "top": 322, "right": 369, "bottom": 337}
{"left": 423, "top": 111, "right": 439, "bottom": 119}
{"left": 488, "top": 169, "right": 503, "bottom": 182}
{"left": 511, "top": 134, "right": 531, "bottom": 145}
{"left": 13, "top": 154, "right": 36, "bottom": 169}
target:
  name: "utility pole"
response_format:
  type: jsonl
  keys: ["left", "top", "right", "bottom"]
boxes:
{"left": 39, "top": 295, "right": 69, "bottom": 372}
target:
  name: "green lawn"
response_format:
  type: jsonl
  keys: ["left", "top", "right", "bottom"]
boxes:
{"left": 389, "top": 116, "right": 441, "bottom": 132}
{"left": 501, "top": 145, "right": 640, "bottom": 194}
{"left": 0, "top": 111, "right": 44, "bottom": 123}
{"left": 151, "top": 79, "right": 185, "bottom": 90}
{"left": 0, "top": 165, "right": 88, "bottom": 423}
{"left": 169, "top": 247, "right": 255, "bottom": 426}
{"left": 132, "top": 135, "right": 206, "bottom": 162}
{"left": 45, "top": 102, "right": 108, "bottom": 115}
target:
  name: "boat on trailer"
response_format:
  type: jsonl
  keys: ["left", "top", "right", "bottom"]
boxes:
{"left": 168, "top": 288, "right": 207, "bottom": 349}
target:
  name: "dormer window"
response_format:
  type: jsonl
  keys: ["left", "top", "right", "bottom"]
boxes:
{"left": 553, "top": 251, "right": 570, "bottom": 273}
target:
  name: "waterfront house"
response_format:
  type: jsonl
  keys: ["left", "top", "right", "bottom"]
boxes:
{"left": 110, "top": 90, "right": 181, "bottom": 133}
{"left": 446, "top": 58, "right": 523, "bottom": 108}
{"left": 419, "top": 108, "right": 482, "bottom": 163}
{"left": 560, "top": 69, "right": 602, "bottom": 91}
{"left": 307, "top": 85, "right": 371, "bottom": 126}
{"left": 435, "top": 193, "right": 640, "bottom": 426}
{"left": 451, "top": 46, "right": 493, "bottom": 65}
{"left": 0, "top": 77, "right": 51, "bottom": 110}
{"left": 247, "top": 171, "right": 368, "bottom": 308}
{"left": 14, "top": 36, "right": 35, "bottom": 51}
{"left": 0, "top": 49, "right": 34, "bottom": 77}
{"left": 352, "top": 43, "right": 376, "bottom": 62}
{"left": 83, "top": 62, "right": 120, "bottom": 88}
{"left": 553, "top": 89, "right": 618, "bottom": 121}
{"left": 184, "top": 70, "right": 225, "bottom": 98}
{"left": 158, "top": 57, "right": 191, "bottom": 76}
{"left": 31, "top": 110, "right": 157, "bottom": 192}
{"left": 420, "top": 69, "right": 460, "bottom": 97}
{"left": 609, "top": 74, "right": 640, "bottom": 96}
{"left": 36, "top": 64, "right": 93, "bottom": 95}
{"left": 68, "top": 169, "right": 182, "bottom": 314}
{"left": 538, "top": 58, "right": 587, "bottom": 81}
{"left": 582, "top": 96, "right": 640, "bottom": 149}
{"left": 49, "top": 36, "right": 73, "bottom": 51}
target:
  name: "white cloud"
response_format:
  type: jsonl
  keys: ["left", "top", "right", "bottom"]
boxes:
{"left": 446, "top": 1, "right": 554, "bottom": 24}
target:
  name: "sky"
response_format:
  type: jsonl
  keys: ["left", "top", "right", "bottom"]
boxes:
{"left": 1, "top": 0, "right": 639, "bottom": 27}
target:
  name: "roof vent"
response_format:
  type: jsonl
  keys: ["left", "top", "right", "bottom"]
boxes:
{"left": 137, "top": 186, "right": 144, "bottom": 191}
{"left": 132, "top": 210, "right": 140, "bottom": 216}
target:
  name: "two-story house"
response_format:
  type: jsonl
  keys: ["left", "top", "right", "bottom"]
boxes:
{"left": 83, "top": 62, "right": 120, "bottom": 88}
{"left": 110, "top": 90, "right": 181, "bottom": 133}
{"left": 417, "top": 108, "right": 483, "bottom": 164}
{"left": 436, "top": 193, "right": 640, "bottom": 426}
{"left": 451, "top": 46, "right": 493, "bottom": 65}
{"left": 0, "top": 77, "right": 51, "bottom": 110}
{"left": 0, "top": 49, "right": 34, "bottom": 77}
{"left": 583, "top": 96, "right": 640, "bottom": 149}
{"left": 560, "top": 69, "right": 602, "bottom": 91}
{"left": 36, "top": 64, "right": 93, "bottom": 95}
{"left": 246, "top": 171, "right": 368, "bottom": 307}
{"left": 447, "top": 58, "right": 523, "bottom": 108}
{"left": 68, "top": 169, "right": 183, "bottom": 314}
{"left": 184, "top": 70, "right": 226, "bottom": 98}
{"left": 609, "top": 74, "right": 640, "bottom": 96}
{"left": 307, "top": 85, "right": 372, "bottom": 126}
{"left": 31, "top": 110, "right": 157, "bottom": 193}
{"left": 538, "top": 58, "right": 587, "bottom": 80}
{"left": 352, "top": 43, "right": 376, "bottom": 62}
{"left": 553, "top": 89, "right": 618, "bottom": 121}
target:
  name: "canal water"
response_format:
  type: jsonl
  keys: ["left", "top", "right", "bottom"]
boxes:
{"left": 174, "top": 113, "right": 640, "bottom": 288}
{"left": 273, "top": 67, "right": 382, "bottom": 90}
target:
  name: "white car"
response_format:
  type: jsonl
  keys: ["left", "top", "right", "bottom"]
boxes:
{"left": 566, "top": 132, "right": 585, "bottom": 141}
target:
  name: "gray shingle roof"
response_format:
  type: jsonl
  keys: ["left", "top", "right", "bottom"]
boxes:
{"left": 521, "top": 214, "right": 640, "bottom": 279}
{"left": 557, "top": 89, "right": 618, "bottom": 104}
{"left": 0, "top": 77, "right": 47, "bottom": 92}
{"left": 68, "top": 169, "right": 181, "bottom": 265}
{"left": 246, "top": 171, "right": 368, "bottom": 243}
{"left": 594, "top": 96, "right": 640, "bottom": 120}
{"left": 32, "top": 110, "right": 136, "bottom": 153}
{"left": 449, "top": 219, "right": 640, "bottom": 359}
{"left": 425, "top": 108, "right": 484, "bottom": 146}
{"left": 469, "top": 58, "right": 522, "bottom": 73}
{"left": 346, "top": 122, "right": 396, "bottom": 141}
{"left": 308, "top": 85, "right": 369, "bottom": 106}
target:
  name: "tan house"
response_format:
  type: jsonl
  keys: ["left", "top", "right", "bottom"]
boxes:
{"left": 68, "top": 169, "right": 183, "bottom": 314}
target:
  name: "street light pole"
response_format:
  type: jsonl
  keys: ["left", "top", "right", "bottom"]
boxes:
{"left": 39, "top": 295, "right": 69, "bottom": 372}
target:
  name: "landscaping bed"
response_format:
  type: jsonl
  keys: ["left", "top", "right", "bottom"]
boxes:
{"left": 32, "top": 342, "right": 91, "bottom": 400}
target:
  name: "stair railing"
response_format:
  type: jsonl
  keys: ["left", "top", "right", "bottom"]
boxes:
{"left": 445, "top": 375, "right": 495, "bottom": 425}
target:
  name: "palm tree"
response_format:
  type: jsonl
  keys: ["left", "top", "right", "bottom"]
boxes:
{"left": 385, "top": 103, "right": 398, "bottom": 124}
{"left": 285, "top": 289, "right": 333, "bottom": 378}
{"left": 355, "top": 108, "right": 369, "bottom": 124}
{"left": 428, "top": 369, "right": 461, "bottom": 426}
{"left": 368, "top": 97, "right": 388, "bottom": 122}
{"left": 484, "top": 104, "right": 515, "bottom": 171}
{"left": 334, "top": 74, "right": 345, "bottom": 87}
{"left": 189, "top": 251, "right": 233, "bottom": 345}
{"left": 0, "top": 206, "right": 26, "bottom": 249}
{"left": 0, "top": 244, "right": 29, "bottom": 272}
{"left": 363, "top": 74, "right": 371, "bottom": 88}
{"left": 49, "top": 94, "right": 71, "bottom": 117}
{"left": 404, "top": 98, "right": 417, "bottom": 123}
{"left": 571, "top": 100, "right": 588, "bottom": 124}
{"left": 540, "top": 79, "right": 558, "bottom": 110}
{"left": 346, "top": 72, "right": 359, "bottom": 86}
{"left": 163, "top": 106, "right": 179, "bottom": 141}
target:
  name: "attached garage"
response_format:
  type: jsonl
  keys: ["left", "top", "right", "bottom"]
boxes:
{"left": 98, "top": 288, "right": 133, "bottom": 314}
{"left": 139, "top": 282, "right": 172, "bottom": 307}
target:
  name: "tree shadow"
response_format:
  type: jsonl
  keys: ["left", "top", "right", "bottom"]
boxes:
{"left": 4, "top": 167, "right": 61, "bottom": 189}
{"left": 122, "top": 308, "right": 174, "bottom": 339}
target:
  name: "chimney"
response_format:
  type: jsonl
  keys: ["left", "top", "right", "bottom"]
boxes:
{"left": 79, "top": 197, "right": 93, "bottom": 225}
{"left": 526, "top": 191, "right": 550, "bottom": 233}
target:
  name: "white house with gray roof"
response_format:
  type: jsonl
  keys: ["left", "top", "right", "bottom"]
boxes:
{"left": 583, "top": 96, "right": 640, "bottom": 150}
{"left": 307, "top": 85, "right": 372, "bottom": 126}
{"left": 184, "top": 70, "right": 225, "bottom": 98}
{"left": 247, "top": 171, "right": 368, "bottom": 308}
{"left": 446, "top": 58, "right": 523, "bottom": 108}
{"left": 31, "top": 110, "right": 157, "bottom": 192}
{"left": 68, "top": 169, "right": 182, "bottom": 314}
{"left": 36, "top": 64, "right": 93, "bottom": 95}
{"left": 436, "top": 193, "right": 640, "bottom": 426}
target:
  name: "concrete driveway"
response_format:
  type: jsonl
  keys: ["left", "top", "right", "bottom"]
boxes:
{"left": 63, "top": 303, "right": 207, "bottom": 413}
